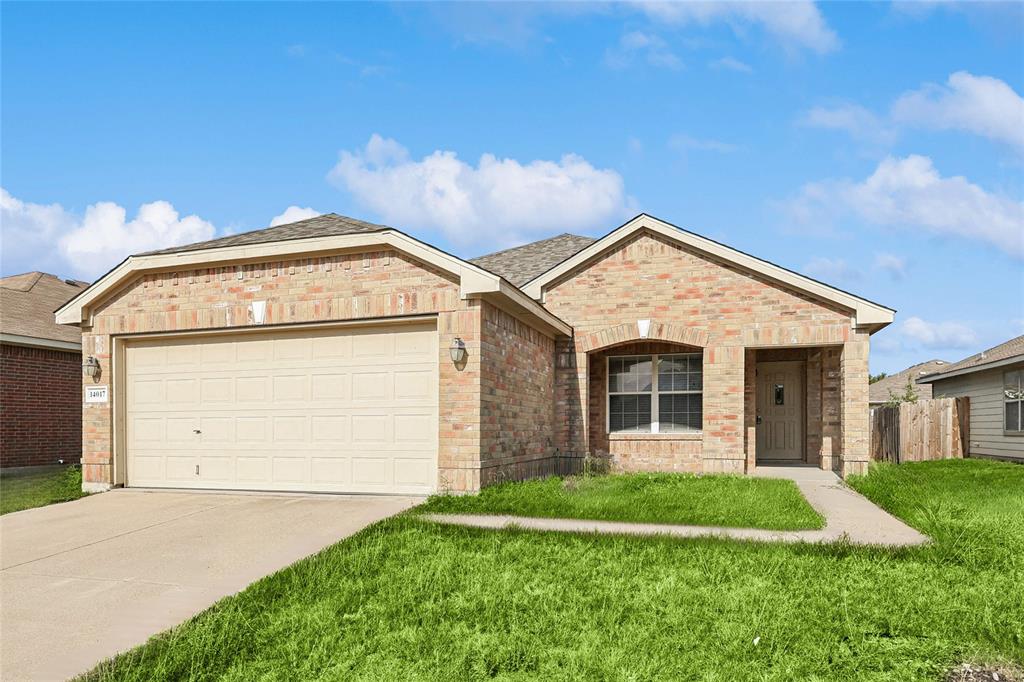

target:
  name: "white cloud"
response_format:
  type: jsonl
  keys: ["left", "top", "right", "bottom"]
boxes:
{"left": 270, "top": 206, "right": 321, "bottom": 227}
{"left": 874, "top": 252, "right": 907, "bottom": 280}
{"left": 891, "top": 71, "right": 1024, "bottom": 151}
{"left": 802, "top": 256, "right": 860, "bottom": 283}
{"left": 668, "top": 133, "right": 738, "bottom": 153}
{"left": 0, "top": 188, "right": 76, "bottom": 276}
{"left": 900, "top": 316, "right": 979, "bottom": 349}
{"left": 634, "top": 1, "right": 839, "bottom": 54}
{"left": 605, "top": 31, "right": 683, "bottom": 71}
{"left": 709, "top": 56, "right": 753, "bottom": 73}
{"left": 786, "top": 155, "right": 1024, "bottom": 258}
{"left": 327, "top": 134, "right": 631, "bottom": 248}
{"left": 1, "top": 188, "right": 216, "bottom": 279}
{"left": 800, "top": 103, "right": 897, "bottom": 144}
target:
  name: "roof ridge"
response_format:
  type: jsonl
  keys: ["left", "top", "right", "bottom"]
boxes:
{"left": 469, "top": 233, "right": 594, "bottom": 261}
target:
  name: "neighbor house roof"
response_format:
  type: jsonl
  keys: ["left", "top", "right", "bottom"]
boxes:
{"left": 917, "top": 335, "right": 1024, "bottom": 384}
{"left": 142, "top": 213, "right": 388, "bottom": 255}
{"left": 470, "top": 233, "right": 597, "bottom": 286}
{"left": 869, "top": 359, "right": 948, "bottom": 404}
{"left": 0, "top": 272, "right": 89, "bottom": 349}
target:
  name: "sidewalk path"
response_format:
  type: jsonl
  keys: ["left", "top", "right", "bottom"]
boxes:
{"left": 423, "top": 465, "right": 929, "bottom": 547}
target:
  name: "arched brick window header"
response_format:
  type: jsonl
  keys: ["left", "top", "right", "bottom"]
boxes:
{"left": 576, "top": 321, "right": 709, "bottom": 353}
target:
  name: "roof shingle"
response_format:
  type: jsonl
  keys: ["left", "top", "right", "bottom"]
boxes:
{"left": 918, "top": 335, "right": 1024, "bottom": 382}
{"left": 141, "top": 213, "right": 389, "bottom": 256}
{"left": 0, "top": 272, "right": 89, "bottom": 344}
{"left": 869, "top": 359, "right": 948, "bottom": 404}
{"left": 469, "top": 233, "right": 597, "bottom": 286}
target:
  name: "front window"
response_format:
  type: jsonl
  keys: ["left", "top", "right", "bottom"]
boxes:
{"left": 607, "top": 353, "right": 702, "bottom": 433}
{"left": 1005, "top": 370, "right": 1023, "bottom": 434}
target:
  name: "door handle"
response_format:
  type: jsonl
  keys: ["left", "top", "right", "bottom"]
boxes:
{"left": 755, "top": 416, "right": 763, "bottom": 425}
{"left": 193, "top": 429, "right": 202, "bottom": 434}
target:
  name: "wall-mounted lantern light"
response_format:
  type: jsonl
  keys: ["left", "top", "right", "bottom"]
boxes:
{"left": 449, "top": 337, "right": 467, "bottom": 364}
{"left": 82, "top": 356, "right": 101, "bottom": 381}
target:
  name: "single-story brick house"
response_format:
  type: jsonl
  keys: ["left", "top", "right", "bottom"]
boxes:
{"left": 56, "top": 213, "right": 894, "bottom": 494}
{"left": 2, "top": 272, "right": 90, "bottom": 469}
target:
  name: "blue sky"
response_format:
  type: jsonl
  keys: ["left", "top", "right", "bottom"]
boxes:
{"left": 2, "top": 1, "right": 1022, "bottom": 373}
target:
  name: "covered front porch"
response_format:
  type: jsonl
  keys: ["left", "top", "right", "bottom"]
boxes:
{"left": 561, "top": 323, "right": 870, "bottom": 478}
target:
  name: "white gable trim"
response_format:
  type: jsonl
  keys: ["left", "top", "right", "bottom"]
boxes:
{"left": 522, "top": 214, "right": 895, "bottom": 331}
{"left": 55, "top": 230, "right": 572, "bottom": 337}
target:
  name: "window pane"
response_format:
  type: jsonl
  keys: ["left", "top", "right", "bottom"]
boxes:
{"left": 658, "top": 354, "right": 703, "bottom": 393}
{"left": 609, "top": 356, "right": 652, "bottom": 393}
{"left": 609, "top": 394, "right": 652, "bottom": 432}
{"left": 658, "top": 392, "right": 702, "bottom": 432}
{"left": 1006, "top": 401, "right": 1021, "bottom": 432}
{"left": 1005, "top": 371, "right": 1022, "bottom": 401}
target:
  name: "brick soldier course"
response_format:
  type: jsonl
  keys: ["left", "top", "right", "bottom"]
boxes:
{"left": 57, "top": 213, "right": 894, "bottom": 492}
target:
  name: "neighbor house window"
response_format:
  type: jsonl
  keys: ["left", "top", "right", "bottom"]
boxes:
{"left": 607, "top": 354, "right": 702, "bottom": 433}
{"left": 1005, "top": 369, "right": 1023, "bottom": 434}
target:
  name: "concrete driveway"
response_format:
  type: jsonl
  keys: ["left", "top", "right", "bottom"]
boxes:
{"left": 0, "top": 489, "right": 421, "bottom": 681}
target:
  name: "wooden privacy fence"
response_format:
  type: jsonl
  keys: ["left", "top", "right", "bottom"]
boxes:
{"left": 870, "top": 397, "right": 970, "bottom": 463}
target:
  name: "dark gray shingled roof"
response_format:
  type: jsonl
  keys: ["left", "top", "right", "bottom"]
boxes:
{"left": 140, "top": 213, "right": 389, "bottom": 256}
{"left": 469, "top": 233, "right": 597, "bottom": 286}
{"left": 918, "top": 335, "right": 1024, "bottom": 383}
{"left": 139, "top": 212, "right": 595, "bottom": 289}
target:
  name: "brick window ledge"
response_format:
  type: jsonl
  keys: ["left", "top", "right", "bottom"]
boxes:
{"left": 607, "top": 432, "right": 702, "bottom": 441}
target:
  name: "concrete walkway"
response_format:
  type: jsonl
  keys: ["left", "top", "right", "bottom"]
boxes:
{"left": 424, "top": 465, "right": 928, "bottom": 547}
{"left": 1, "top": 489, "right": 421, "bottom": 682}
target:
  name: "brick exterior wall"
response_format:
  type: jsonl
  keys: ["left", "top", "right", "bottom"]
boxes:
{"left": 1, "top": 343, "right": 82, "bottom": 468}
{"left": 81, "top": 249, "right": 489, "bottom": 491}
{"left": 478, "top": 301, "right": 557, "bottom": 484}
{"left": 74, "top": 227, "right": 875, "bottom": 492}
{"left": 541, "top": 230, "right": 866, "bottom": 476}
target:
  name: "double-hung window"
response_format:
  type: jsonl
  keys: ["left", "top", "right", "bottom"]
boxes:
{"left": 607, "top": 353, "right": 702, "bottom": 433}
{"left": 1005, "top": 369, "right": 1023, "bottom": 434}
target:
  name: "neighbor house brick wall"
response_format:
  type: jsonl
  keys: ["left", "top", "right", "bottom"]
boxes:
{"left": 81, "top": 249, "right": 487, "bottom": 491}
{"left": 0, "top": 343, "right": 82, "bottom": 468}
{"left": 542, "top": 230, "right": 859, "bottom": 474}
{"left": 478, "top": 301, "right": 557, "bottom": 484}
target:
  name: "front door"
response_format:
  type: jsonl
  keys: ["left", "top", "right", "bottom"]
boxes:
{"left": 756, "top": 361, "right": 804, "bottom": 461}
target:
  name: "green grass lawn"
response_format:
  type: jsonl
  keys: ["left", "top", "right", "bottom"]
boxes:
{"left": 418, "top": 472, "right": 825, "bottom": 530}
{"left": 0, "top": 466, "right": 86, "bottom": 515}
{"left": 83, "top": 460, "right": 1023, "bottom": 681}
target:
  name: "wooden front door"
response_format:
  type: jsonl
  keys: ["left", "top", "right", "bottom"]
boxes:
{"left": 756, "top": 361, "right": 804, "bottom": 461}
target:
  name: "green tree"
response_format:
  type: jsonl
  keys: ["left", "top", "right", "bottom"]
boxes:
{"left": 869, "top": 372, "right": 888, "bottom": 384}
{"left": 885, "top": 376, "right": 920, "bottom": 407}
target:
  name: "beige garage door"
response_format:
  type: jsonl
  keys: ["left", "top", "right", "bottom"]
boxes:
{"left": 125, "top": 323, "right": 438, "bottom": 494}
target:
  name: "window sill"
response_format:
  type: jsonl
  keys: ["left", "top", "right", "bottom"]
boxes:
{"left": 607, "top": 432, "right": 702, "bottom": 441}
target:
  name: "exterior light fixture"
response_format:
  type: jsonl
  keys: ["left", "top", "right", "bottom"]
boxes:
{"left": 82, "top": 356, "right": 101, "bottom": 380}
{"left": 449, "top": 337, "right": 467, "bottom": 364}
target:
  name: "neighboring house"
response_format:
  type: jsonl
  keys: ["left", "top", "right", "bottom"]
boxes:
{"left": 56, "top": 213, "right": 894, "bottom": 494}
{"left": 868, "top": 359, "right": 948, "bottom": 409}
{"left": 1, "top": 272, "right": 90, "bottom": 469}
{"left": 918, "top": 335, "right": 1024, "bottom": 462}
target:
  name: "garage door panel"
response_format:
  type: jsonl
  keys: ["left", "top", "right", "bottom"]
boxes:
{"left": 235, "top": 376, "right": 268, "bottom": 402}
{"left": 126, "top": 323, "right": 438, "bottom": 494}
{"left": 311, "top": 335, "right": 352, "bottom": 359}
{"left": 311, "top": 373, "right": 350, "bottom": 401}
{"left": 352, "top": 372, "right": 390, "bottom": 400}
{"left": 200, "top": 377, "right": 234, "bottom": 403}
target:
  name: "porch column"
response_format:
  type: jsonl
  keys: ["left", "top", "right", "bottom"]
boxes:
{"left": 839, "top": 335, "right": 870, "bottom": 477}
{"left": 702, "top": 345, "right": 745, "bottom": 473}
